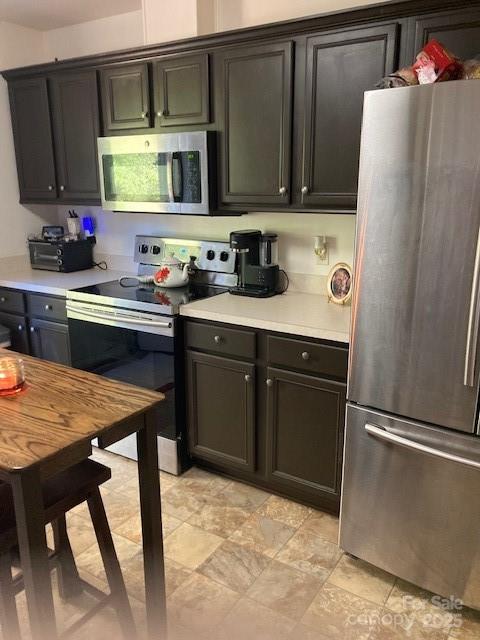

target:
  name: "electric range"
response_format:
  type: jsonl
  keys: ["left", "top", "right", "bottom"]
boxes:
{"left": 65, "top": 236, "right": 237, "bottom": 475}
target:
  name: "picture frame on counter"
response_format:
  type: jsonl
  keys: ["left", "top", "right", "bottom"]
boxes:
{"left": 327, "top": 262, "right": 352, "bottom": 305}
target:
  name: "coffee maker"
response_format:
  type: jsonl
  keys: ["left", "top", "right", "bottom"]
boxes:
{"left": 229, "top": 230, "right": 281, "bottom": 298}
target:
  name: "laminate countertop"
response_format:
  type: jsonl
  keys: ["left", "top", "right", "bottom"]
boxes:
{"left": 180, "top": 291, "right": 351, "bottom": 343}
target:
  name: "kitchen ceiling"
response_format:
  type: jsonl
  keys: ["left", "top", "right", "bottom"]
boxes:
{"left": 0, "top": 0, "right": 142, "bottom": 31}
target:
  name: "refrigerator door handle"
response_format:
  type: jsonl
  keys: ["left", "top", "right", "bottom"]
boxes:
{"left": 464, "top": 227, "right": 480, "bottom": 387}
{"left": 365, "top": 423, "right": 480, "bottom": 470}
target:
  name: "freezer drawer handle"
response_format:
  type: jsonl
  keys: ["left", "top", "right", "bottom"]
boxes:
{"left": 464, "top": 226, "right": 480, "bottom": 387}
{"left": 365, "top": 423, "right": 480, "bottom": 470}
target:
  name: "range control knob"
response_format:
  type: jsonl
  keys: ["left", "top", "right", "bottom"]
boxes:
{"left": 219, "top": 251, "right": 229, "bottom": 262}
{"left": 152, "top": 245, "right": 161, "bottom": 255}
{"left": 141, "top": 244, "right": 149, "bottom": 254}
{"left": 206, "top": 249, "right": 215, "bottom": 261}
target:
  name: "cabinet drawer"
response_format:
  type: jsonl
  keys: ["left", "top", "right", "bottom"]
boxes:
{"left": 0, "top": 288, "right": 25, "bottom": 314}
{"left": 267, "top": 335, "right": 347, "bottom": 379}
{"left": 186, "top": 322, "right": 256, "bottom": 359}
{"left": 28, "top": 294, "right": 67, "bottom": 322}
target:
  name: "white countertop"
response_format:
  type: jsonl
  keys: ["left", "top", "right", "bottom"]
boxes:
{"left": 0, "top": 259, "right": 129, "bottom": 297}
{"left": 180, "top": 291, "right": 351, "bottom": 343}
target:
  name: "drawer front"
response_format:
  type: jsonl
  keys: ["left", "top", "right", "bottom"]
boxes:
{"left": 267, "top": 335, "right": 348, "bottom": 379}
{"left": 0, "top": 288, "right": 25, "bottom": 314}
{"left": 28, "top": 293, "right": 67, "bottom": 322}
{"left": 186, "top": 321, "right": 256, "bottom": 359}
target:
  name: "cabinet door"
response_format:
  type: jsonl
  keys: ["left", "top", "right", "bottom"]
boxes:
{"left": 100, "top": 63, "right": 150, "bottom": 132}
{"left": 50, "top": 71, "right": 101, "bottom": 202}
{"left": 265, "top": 367, "right": 346, "bottom": 508}
{"left": 301, "top": 24, "right": 398, "bottom": 209}
{"left": 412, "top": 8, "right": 480, "bottom": 60}
{"left": 187, "top": 350, "right": 255, "bottom": 471}
{"left": 29, "top": 319, "right": 70, "bottom": 365}
{"left": 0, "top": 312, "right": 29, "bottom": 354}
{"left": 154, "top": 53, "right": 209, "bottom": 127}
{"left": 8, "top": 77, "right": 57, "bottom": 201}
{"left": 216, "top": 41, "right": 293, "bottom": 206}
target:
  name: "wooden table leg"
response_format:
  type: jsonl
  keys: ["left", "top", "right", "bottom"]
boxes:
{"left": 11, "top": 467, "right": 57, "bottom": 640}
{"left": 137, "top": 409, "right": 167, "bottom": 640}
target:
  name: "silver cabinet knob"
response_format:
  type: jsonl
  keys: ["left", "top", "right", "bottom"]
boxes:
{"left": 17, "top": 324, "right": 23, "bottom": 332}
{"left": 279, "top": 186, "right": 287, "bottom": 195}
{"left": 301, "top": 351, "right": 310, "bottom": 361}
{"left": 214, "top": 335, "right": 222, "bottom": 344}
{"left": 30, "top": 326, "right": 36, "bottom": 333}
{"left": 0, "top": 297, "right": 5, "bottom": 303}
{"left": 141, "top": 111, "right": 148, "bottom": 118}
{"left": 157, "top": 110, "right": 168, "bottom": 117}
{"left": 45, "top": 304, "right": 52, "bottom": 311}
{"left": 301, "top": 185, "right": 309, "bottom": 195}
{"left": 48, "top": 185, "right": 54, "bottom": 191}
{"left": 59, "top": 185, "right": 65, "bottom": 191}
{"left": 266, "top": 378, "right": 273, "bottom": 387}
{"left": 245, "top": 374, "right": 252, "bottom": 383}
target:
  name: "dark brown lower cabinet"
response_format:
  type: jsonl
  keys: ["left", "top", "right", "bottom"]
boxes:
{"left": 187, "top": 350, "right": 255, "bottom": 471}
{"left": 29, "top": 318, "right": 71, "bottom": 365}
{"left": 0, "top": 311, "right": 29, "bottom": 354}
{"left": 265, "top": 367, "right": 346, "bottom": 509}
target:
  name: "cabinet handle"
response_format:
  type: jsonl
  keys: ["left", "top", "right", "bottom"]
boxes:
{"left": 301, "top": 351, "right": 310, "bottom": 361}
{"left": 30, "top": 326, "right": 36, "bottom": 333}
{"left": 0, "top": 297, "right": 5, "bottom": 303}
{"left": 48, "top": 184, "right": 54, "bottom": 191}
{"left": 142, "top": 111, "right": 148, "bottom": 118}
{"left": 157, "top": 110, "right": 168, "bottom": 117}
{"left": 214, "top": 335, "right": 222, "bottom": 344}
{"left": 301, "top": 185, "right": 309, "bottom": 195}
{"left": 59, "top": 185, "right": 65, "bottom": 191}
{"left": 266, "top": 378, "right": 273, "bottom": 387}
{"left": 45, "top": 304, "right": 53, "bottom": 311}
{"left": 279, "top": 186, "right": 287, "bottom": 196}
{"left": 17, "top": 324, "right": 23, "bottom": 332}
{"left": 245, "top": 374, "right": 252, "bottom": 383}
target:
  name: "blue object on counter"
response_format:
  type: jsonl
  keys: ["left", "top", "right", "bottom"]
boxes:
{"left": 82, "top": 216, "right": 95, "bottom": 236}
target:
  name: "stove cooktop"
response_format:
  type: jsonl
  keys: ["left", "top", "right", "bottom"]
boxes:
{"left": 67, "top": 279, "right": 228, "bottom": 316}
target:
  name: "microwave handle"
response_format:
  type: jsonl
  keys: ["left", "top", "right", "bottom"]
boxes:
{"left": 166, "top": 152, "right": 175, "bottom": 203}
{"left": 172, "top": 152, "right": 183, "bottom": 202}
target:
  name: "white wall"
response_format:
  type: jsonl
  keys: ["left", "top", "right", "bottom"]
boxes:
{"left": 0, "top": 22, "right": 58, "bottom": 259}
{"left": 43, "top": 10, "right": 144, "bottom": 60}
{"left": 142, "top": 0, "right": 197, "bottom": 44}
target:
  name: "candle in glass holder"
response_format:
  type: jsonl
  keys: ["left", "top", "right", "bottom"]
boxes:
{"left": 0, "top": 357, "right": 25, "bottom": 396}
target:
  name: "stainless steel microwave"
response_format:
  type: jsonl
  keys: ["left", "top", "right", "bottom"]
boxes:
{"left": 97, "top": 131, "right": 214, "bottom": 215}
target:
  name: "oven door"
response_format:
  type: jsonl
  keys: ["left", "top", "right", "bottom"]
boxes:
{"left": 98, "top": 132, "right": 210, "bottom": 215}
{"left": 67, "top": 311, "right": 178, "bottom": 442}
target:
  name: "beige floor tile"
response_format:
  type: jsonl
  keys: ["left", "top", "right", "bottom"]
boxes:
{"left": 181, "top": 466, "right": 232, "bottom": 494}
{"left": 299, "top": 511, "right": 339, "bottom": 544}
{"left": 219, "top": 480, "right": 270, "bottom": 511}
{"left": 256, "top": 495, "right": 311, "bottom": 528}
{"left": 246, "top": 560, "right": 323, "bottom": 620}
{"left": 302, "top": 583, "right": 381, "bottom": 640}
{"left": 75, "top": 532, "right": 140, "bottom": 583}
{"left": 448, "top": 606, "right": 480, "bottom": 639}
{"left": 165, "top": 558, "right": 193, "bottom": 596}
{"left": 289, "top": 623, "right": 329, "bottom": 640}
{"left": 164, "top": 522, "right": 223, "bottom": 569}
{"left": 198, "top": 540, "right": 270, "bottom": 593}
{"left": 327, "top": 554, "right": 395, "bottom": 606}
{"left": 216, "top": 596, "right": 296, "bottom": 640}
{"left": 370, "top": 611, "right": 450, "bottom": 639}
{"left": 276, "top": 528, "right": 342, "bottom": 579}
{"left": 187, "top": 494, "right": 250, "bottom": 537}
{"left": 167, "top": 572, "right": 239, "bottom": 633}
{"left": 114, "top": 510, "right": 182, "bottom": 544}
{"left": 229, "top": 513, "right": 295, "bottom": 558}
{"left": 161, "top": 482, "right": 209, "bottom": 520}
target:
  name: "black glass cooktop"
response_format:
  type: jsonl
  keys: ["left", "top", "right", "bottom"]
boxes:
{"left": 69, "top": 279, "right": 227, "bottom": 315}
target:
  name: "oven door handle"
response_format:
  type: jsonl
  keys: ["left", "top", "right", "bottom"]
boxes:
{"left": 66, "top": 303, "right": 172, "bottom": 328}
{"left": 365, "top": 423, "right": 480, "bottom": 470}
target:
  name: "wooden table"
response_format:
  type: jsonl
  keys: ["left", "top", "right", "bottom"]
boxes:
{"left": 0, "top": 349, "right": 166, "bottom": 640}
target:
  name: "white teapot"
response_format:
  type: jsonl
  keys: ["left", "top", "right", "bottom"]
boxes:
{"left": 152, "top": 253, "right": 190, "bottom": 288}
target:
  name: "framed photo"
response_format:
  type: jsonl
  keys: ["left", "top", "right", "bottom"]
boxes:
{"left": 327, "top": 263, "right": 353, "bottom": 305}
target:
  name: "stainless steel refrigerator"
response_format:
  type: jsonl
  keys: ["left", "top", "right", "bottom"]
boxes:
{"left": 340, "top": 80, "right": 480, "bottom": 609}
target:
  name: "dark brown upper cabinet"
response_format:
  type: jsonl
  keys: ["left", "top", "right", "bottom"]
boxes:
{"left": 216, "top": 41, "right": 293, "bottom": 206}
{"left": 153, "top": 53, "right": 210, "bottom": 127}
{"left": 412, "top": 8, "right": 480, "bottom": 60}
{"left": 50, "top": 71, "right": 101, "bottom": 202}
{"left": 299, "top": 24, "right": 399, "bottom": 210}
{"left": 8, "top": 77, "right": 57, "bottom": 201}
{"left": 100, "top": 63, "right": 150, "bottom": 133}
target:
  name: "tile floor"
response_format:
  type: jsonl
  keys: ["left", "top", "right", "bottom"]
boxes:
{"left": 7, "top": 448, "right": 480, "bottom": 640}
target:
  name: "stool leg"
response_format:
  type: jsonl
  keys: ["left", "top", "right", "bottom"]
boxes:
{"left": 87, "top": 488, "right": 136, "bottom": 640}
{"left": 0, "top": 552, "right": 21, "bottom": 640}
{"left": 52, "top": 516, "right": 83, "bottom": 601}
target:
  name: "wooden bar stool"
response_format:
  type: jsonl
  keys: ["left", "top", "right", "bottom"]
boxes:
{"left": 0, "top": 460, "right": 135, "bottom": 640}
